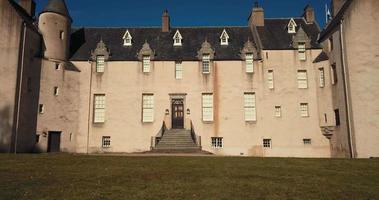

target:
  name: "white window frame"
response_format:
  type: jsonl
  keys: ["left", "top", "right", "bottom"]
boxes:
{"left": 220, "top": 29, "right": 229, "bottom": 46}
{"left": 263, "top": 139, "right": 272, "bottom": 148}
{"left": 173, "top": 30, "right": 183, "bottom": 46}
{"left": 142, "top": 94, "right": 154, "bottom": 123}
{"left": 300, "top": 103, "right": 309, "bottom": 117}
{"left": 175, "top": 61, "right": 183, "bottom": 80}
{"left": 202, "top": 54, "right": 211, "bottom": 74}
{"left": 275, "top": 106, "right": 281, "bottom": 117}
{"left": 211, "top": 137, "right": 223, "bottom": 148}
{"left": 319, "top": 67, "right": 325, "bottom": 88}
{"left": 288, "top": 18, "right": 297, "bottom": 34}
{"left": 298, "top": 42, "right": 306, "bottom": 61}
{"left": 267, "top": 70, "right": 274, "bottom": 89}
{"left": 96, "top": 55, "right": 105, "bottom": 73}
{"left": 102, "top": 136, "right": 111, "bottom": 148}
{"left": 245, "top": 53, "right": 254, "bottom": 73}
{"left": 94, "top": 94, "right": 106, "bottom": 123}
{"left": 244, "top": 93, "right": 257, "bottom": 122}
{"left": 297, "top": 70, "right": 308, "bottom": 89}
{"left": 123, "top": 30, "right": 133, "bottom": 46}
{"left": 143, "top": 55, "right": 151, "bottom": 73}
{"left": 202, "top": 93, "right": 214, "bottom": 122}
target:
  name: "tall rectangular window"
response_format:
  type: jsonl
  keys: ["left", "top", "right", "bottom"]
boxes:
{"left": 60, "top": 31, "right": 64, "bottom": 40}
{"left": 175, "top": 61, "right": 183, "bottom": 79}
{"left": 300, "top": 103, "right": 309, "bottom": 117}
{"left": 94, "top": 94, "right": 106, "bottom": 123}
{"left": 334, "top": 109, "right": 340, "bottom": 126}
{"left": 96, "top": 55, "right": 105, "bottom": 73}
{"left": 319, "top": 67, "right": 325, "bottom": 88}
{"left": 39, "top": 104, "right": 45, "bottom": 114}
{"left": 297, "top": 70, "right": 308, "bottom": 89}
{"left": 246, "top": 53, "right": 254, "bottom": 73}
{"left": 202, "top": 93, "right": 213, "bottom": 122}
{"left": 263, "top": 139, "right": 272, "bottom": 148}
{"left": 298, "top": 42, "right": 306, "bottom": 61}
{"left": 202, "top": 54, "right": 210, "bottom": 74}
{"left": 275, "top": 106, "right": 281, "bottom": 117}
{"left": 54, "top": 87, "right": 59, "bottom": 96}
{"left": 102, "top": 136, "right": 111, "bottom": 148}
{"left": 211, "top": 137, "right": 223, "bottom": 148}
{"left": 267, "top": 70, "right": 274, "bottom": 89}
{"left": 143, "top": 56, "right": 151, "bottom": 73}
{"left": 244, "top": 93, "right": 257, "bottom": 121}
{"left": 142, "top": 94, "right": 154, "bottom": 122}
{"left": 331, "top": 64, "right": 338, "bottom": 85}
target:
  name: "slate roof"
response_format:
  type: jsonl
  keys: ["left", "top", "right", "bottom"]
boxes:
{"left": 7, "top": 0, "right": 39, "bottom": 33}
{"left": 41, "top": 0, "right": 71, "bottom": 21}
{"left": 70, "top": 27, "right": 255, "bottom": 61}
{"left": 313, "top": 51, "right": 329, "bottom": 63}
{"left": 69, "top": 18, "right": 322, "bottom": 61}
{"left": 257, "top": 18, "right": 322, "bottom": 50}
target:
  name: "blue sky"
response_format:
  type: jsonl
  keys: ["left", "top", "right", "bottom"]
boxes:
{"left": 36, "top": 0, "right": 331, "bottom": 28}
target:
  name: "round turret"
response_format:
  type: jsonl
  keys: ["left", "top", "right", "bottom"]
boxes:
{"left": 38, "top": 0, "right": 72, "bottom": 61}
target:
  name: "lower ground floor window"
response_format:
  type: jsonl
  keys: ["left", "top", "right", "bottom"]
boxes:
{"left": 102, "top": 136, "right": 111, "bottom": 148}
{"left": 263, "top": 139, "right": 271, "bottom": 148}
{"left": 211, "top": 137, "right": 223, "bottom": 148}
{"left": 303, "top": 138, "right": 312, "bottom": 145}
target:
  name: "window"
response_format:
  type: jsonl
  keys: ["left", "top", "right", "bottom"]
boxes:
{"left": 287, "top": 18, "right": 297, "bottom": 34}
{"left": 220, "top": 29, "right": 229, "bottom": 45}
{"left": 303, "top": 139, "right": 312, "bottom": 145}
{"left": 202, "top": 54, "right": 210, "bottom": 74}
{"left": 142, "top": 94, "right": 154, "bottom": 122}
{"left": 267, "top": 70, "right": 274, "bottom": 89}
{"left": 94, "top": 94, "right": 106, "bottom": 123}
{"left": 36, "top": 134, "right": 40, "bottom": 143}
{"left": 297, "top": 70, "right": 308, "bottom": 89}
{"left": 102, "top": 136, "right": 111, "bottom": 148}
{"left": 331, "top": 63, "right": 338, "bottom": 85}
{"left": 175, "top": 61, "right": 183, "bottom": 79}
{"left": 55, "top": 63, "right": 60, "bottom": 70}
{"left": 263, "top": 139, "right": 272, "bottom": 148}
{"left": 211, "top": 137, "right": 223, "bottom": 148}
{"left": 173, "top": 30, "right": 182, "bottom": 46}
{"left": 143, "top": 55, "right": 151, "bottom": 73}
{"left": 54, "top": 87, "right": 59, "bottom": 96}
{"left": 123, "top": 30, "right": 132, "bottom": 46}
{"left": 329, "top": 37, "right": 334, "bottom": 51}
{"left": 300, "top": 103, "right": 309, "bottom": 117}
{"left": 334, "top": 109, "right": 340, "bottom": 126}
{"left": 96, "top": 55, "right": 105, "bottom": 73}
{"left": 275, "top": 106, "right": 281, "bottom": 117}
{"left": 245, "top": 53, "right": 254, "bottom": 73}
{"left": 319, "top": 68, "right": 325, "bottom": 88}
{"left": 39, "top": 104, "right": 45, "bottom": 114}
{"left": 244, "top": 93, "right": 257, "bottom": 122}
{"left": 202, "top": 93, "right": 214, "bottom": 122}
{"left": 298, "top": 42, "right": 306, "bottom": 61}
{"left": 60, "top": 31, "right": 64, "bottom": 40}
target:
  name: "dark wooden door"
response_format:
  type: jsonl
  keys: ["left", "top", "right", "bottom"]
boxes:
{"left": 48, "top": 132, "right": 61, "bottom": 153}
{"left": 172, "top": 99, "right": 184, "bottom": 129}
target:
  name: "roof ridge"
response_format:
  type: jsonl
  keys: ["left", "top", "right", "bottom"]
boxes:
{"left": 72, "top": 26, "right": 249, "bottom": 29}
{"left": 265, "top": 17, "right": 304, "bottom": 20}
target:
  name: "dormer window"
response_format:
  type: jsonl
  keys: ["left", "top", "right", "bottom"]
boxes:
{"left": 287, "top": 18, "right": 297, "bottom": 34}
{"left": 96, "top": 55, "right": 105, "bottom": 73}
{"left": 123, "top": 30, "right": 133, "bottom": 46}
{"left": 143, "top": 55, "right": 151, "bottom": 73}
{"left": 202, "top": 54, "right": 211, "bottom": 74}
{"left": 173, "top": 30, "right": 183, "bottom": 46}
{"left": 220, "top": 29, "right": 229, "bottom": 46}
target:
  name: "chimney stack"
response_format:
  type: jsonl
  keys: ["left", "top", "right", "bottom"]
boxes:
{"left": 19, "top": 0, "right": 36, "bottom": 17}
{"left": 303, "top": 5, "right": 315, "bottom": 24}
{"left": 248, "top": 2, "right": 264, "bottom": 27}
{"left": 162, "top": 9, "right": 170, "bottom": 32}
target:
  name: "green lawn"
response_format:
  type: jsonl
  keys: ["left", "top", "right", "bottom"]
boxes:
{"left": 0, "top": 154, "right": 378, "bottom": 200}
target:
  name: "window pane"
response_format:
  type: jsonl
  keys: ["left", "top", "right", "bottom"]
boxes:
{"left": 319, "top": 68, "right": 325, "bottom": 87}
{"left": 268, "top": 70, "right": 274, "bottom": 89}
{"left": 142, "top": 94, "right": 154, "bottom": 122}
{"left": 175, "top": 62, "right": 183, "bottom": 79}
{"left": 202, "top": 54, "right": 210, "bottom": 73}
{"left": 297, "top": 70, "right": 308, "bottom": 89}
{"left": 143, "top": 56, "right": 151, "bottom": 72}
{"left": 96, "top": 56, "right": 105, "bottom": 73}
{"left": 244, "top": 93, "right": 256, "bottom": 121}
{"left": 202, "top": 94, "right": 213, "bottom": 121}
{"left": 300, "top": 103, "right": 309, "bottom": 117}
{"left": 246, "top": 53, "right": 254, "bottom": 73}
{"left": 94, "top": 94, "right": 106, "bottom": 123}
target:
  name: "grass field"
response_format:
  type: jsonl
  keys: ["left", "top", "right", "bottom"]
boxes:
{"left": 0, "top": 154, "right": 379, "bottom": 200}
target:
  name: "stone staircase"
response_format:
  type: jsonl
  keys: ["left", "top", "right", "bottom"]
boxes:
{"left": 153, "top": 129, "right": 201, "bottom": 152}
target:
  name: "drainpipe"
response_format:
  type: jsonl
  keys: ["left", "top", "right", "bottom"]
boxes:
{"left": 339, "top": 18, "right": 355, "bottom": 158}
{"left": 86, "top": 60, "right": 93, "bottom": 154}
{"left": 14, "top": 22, "right": 27, "bottom": 154}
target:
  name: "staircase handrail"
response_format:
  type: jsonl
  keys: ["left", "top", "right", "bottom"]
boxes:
{"left": 190, "top": 120, "right": 201, "bottom": 147}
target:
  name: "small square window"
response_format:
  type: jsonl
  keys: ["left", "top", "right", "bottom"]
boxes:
{"left": 211, "top": 137, "right": 223, "bottom": 148}
{"left": 102, "top": 136, "right": 111, "bottom": 148}
{"left": 303, "top": 139, "right": 312, "bottom": 145}
{"left": 54, "top": 87, "right": 59, "bottom": 96}
{"left": 263, "top": 139, "right": 272, "bottom": 148}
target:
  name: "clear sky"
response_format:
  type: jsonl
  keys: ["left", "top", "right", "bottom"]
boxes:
{"left": 35, "top": 0, "right": 332, "bottom": 28}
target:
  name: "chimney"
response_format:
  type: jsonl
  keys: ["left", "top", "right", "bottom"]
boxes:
{"left": 248, "top": 2, "right": 264, "bottom": 27}
{"left": 162, "top": 9, "right": 170, "bottom": 32}
{"left": 19, "top": 0, "right": 36, "bottom": 17}
{"left": 303, "top": 5, "right": 315, "bottom": 24}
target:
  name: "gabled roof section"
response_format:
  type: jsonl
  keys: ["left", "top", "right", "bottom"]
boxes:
{"left": 220, "top": 29, "right": 229, "bottom": 39}
{"left": 41, "top": 0, "right": 71, "bottom": 21}
{"left": 173, "top": 30, "right": 183, "bottom": 40}
{"left": 313, "top": 51, "right": 329, "bottom": 63}
{"left": 122, "top": 30, "right": 132, "bottom": 40}
{"left": 287, "top": 18, "right": 297, "bottom": 33}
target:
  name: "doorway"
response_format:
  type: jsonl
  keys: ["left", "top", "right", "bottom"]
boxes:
{"left": 172, "top": 99, "right": 184, "bottom": 129}
{"left": 47, "top": 131, "right": 61, "bottom": 153}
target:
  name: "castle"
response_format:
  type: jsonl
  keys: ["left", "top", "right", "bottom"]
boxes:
{"left": 0, "top": 0, "right": 378, "bottom": 158}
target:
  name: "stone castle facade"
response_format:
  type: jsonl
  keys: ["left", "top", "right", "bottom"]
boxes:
{"left": 0, "top": 0, "right": 378, "bottom": 158}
